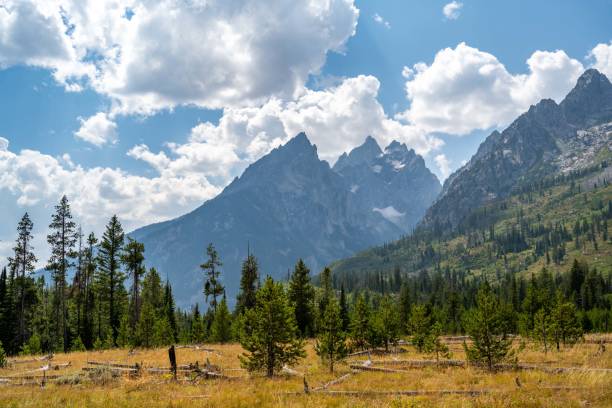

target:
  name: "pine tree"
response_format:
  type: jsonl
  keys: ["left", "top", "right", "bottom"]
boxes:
{"left": 211, "top": 295, "right": 232, "bottom": 343}
{"left": 398, "top": 283, "right": 412, "bottom": 330}
{"left": 408, "top": 304, "right": 430, "bottom": 352}
{"left": 339, "top": 284, "right": 350, "bottom": 332}
{"left": 46, "top": 196, "right": 77, "bottom": 352}
{"left": 191, "top": 304, "right": 206, "bottom": 343}
{"left": 8, "top": 213, "right": 37, "bottom": 348}
{"left": 81, "top": 233, "right": 97, "bottom": 349}
{"left": 551, "top": 292, "right": 583, "bottom": 350}
{"left": 236, "top": 253, "right": 259, "bottom": 315}
{"left": 97, "top": 215, "right": 125, "bottom": 346}
{"left": 121, "top": 238, "right": 145, "bottom": 330}
{"left": 533, "top": 308, "right": 553, "bottom": 354}
{"left": 288, "top": 259, "right": 315, "bottom": 337}
{"left": 350, "top": 293, "right": 371, "bottom": 350}
{"left": 463, "top": 285, "right": 513, "bottom": 370}
{"left": 163, "top": 280, "right": 178, "bottom": 342}
{"left": 427, "top": 321, "right": 450, "bottom": 362}
{"left": 0, "top": 340, "right": 6, "bottom": 367}
{"left": 201, "top": 243, "right": 224, "bottom": 312}
{"left": 315, "top": 296, "right": 347, "bottom": 373}
{"left": 239, "top": 277, "right": 305, "bottom": 377}
{"left": 136, "top": 301, "right": 156, "bottom": 348}
{"left": 153, "top": 317, "right": 174, "bottom": 347}
{"left": 372, "top": 295, "right": 401, "bottom": 351}
{"left": 318, "top": 267, "right": 333, "bottom": 318}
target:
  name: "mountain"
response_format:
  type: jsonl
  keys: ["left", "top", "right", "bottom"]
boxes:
{"left": 423, "top": 69, "right": 612, "bottom": 231}
{"left": 331, "top": 69, "right": 612, "bottom": 282}
{"left": 131, "top": 133, "right": 439, "bottom": 305}
{"left": 333, "top": 137, "right": 441, "bottom": 231}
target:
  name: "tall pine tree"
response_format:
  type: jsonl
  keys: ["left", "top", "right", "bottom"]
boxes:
{"left": 201, "top": 243, "right": 224, "bottom": 312}
{"left": 288, "top": 259, "right": 315, "bottom": 337}
{"left": 46, "top": 196, "right": 77, "bottom": 352}
{"left": 236, "top": 253, "right": 259, "bottom": 315}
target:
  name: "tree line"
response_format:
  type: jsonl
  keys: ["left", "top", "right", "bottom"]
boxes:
{"left": 0, "top": 195, "right": 610, "bottom": 376}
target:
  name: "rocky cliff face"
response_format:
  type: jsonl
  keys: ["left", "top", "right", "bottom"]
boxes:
{"left": 423, "top": 69, "right": 612, "bottom": 231}
{"left": 333, "top": 137, "right": 441, "bottom": 232}
{"left": 131, "top": 133, "right": 439, "bottom": 305}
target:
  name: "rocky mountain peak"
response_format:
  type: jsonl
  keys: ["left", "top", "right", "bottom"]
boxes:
{"left": 333, "top": 135, "right": 382, "bottom": 171}
{"left": 561, "top": 69, "right": 612, "bottom": 127}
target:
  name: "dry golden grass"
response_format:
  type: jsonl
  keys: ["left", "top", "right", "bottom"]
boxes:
{"left": 1, "top": 336, "right": 611, "bottom": 407}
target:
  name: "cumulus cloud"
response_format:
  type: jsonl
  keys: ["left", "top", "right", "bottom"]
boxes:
{"left": 0, "top": 0, "right": 359, "bottom": 114}
{"left": 373, "top": 13, "right": 390, "bottom": 29}
{"left": 0, "top": 137, "right": 8, "bottom": 151}
{"left": 589, "top": 41, "right": 612, "bottom": 79}
{"left": 147, "top": 75, "right": 442, "bottom": 169}
{"left": 0, "top": 146, "right": 220, "bottom": 235}
{"left": 398, "top": 42, "right": 585, "bottom": 135}
{"left": 443, "top": 1, "right": 463, "bottom": 20}
{"left": 74, "top": 112, "right": 118, "bottom": 146}
{"left": 434, "top": 154, "right": 451, "bottom": 180}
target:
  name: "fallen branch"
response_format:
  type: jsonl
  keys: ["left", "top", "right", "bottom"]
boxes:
{"left": 86, "top": 361, "right": 138, "bottom": 369}
{"left": 284, "top": 389, "right": 491, "bottom": 396}
{"left": 349, "top": 364, "right": 411, "bottom": 374}
{"left": 313, "top": 373, "right": 352, "bottom": 391}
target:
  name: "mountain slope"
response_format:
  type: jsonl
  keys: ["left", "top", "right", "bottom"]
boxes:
{"left": 334, "top": 137, "right": 441, "bottom": 231}
{"left": 131, "top": 133, "right": 438, "bottom": 305}
{"left": 331, "top": 69, "right": 612, "bottom": 283}
{"left": 423, "top": 69, "right": 612, "bottom": 231}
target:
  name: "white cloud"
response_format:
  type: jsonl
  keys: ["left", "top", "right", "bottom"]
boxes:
{"left": 373, "top": 13, "right": 390, "bottom": 29}
{"left": 0, "top": 0, "right": 359, "bottom": 115}
{"left": 589, "top": 41, "right": 612, "bottom": 79}
{"left": 0, "top": 146, "right": 220, "bottom": 237}
{"left": 74, "top": 112, "right": 118, "bottom": 146}
{"left": 153, "top": 75, "right": 442, "bottom": 169}
{"left": 434, "top": 154, "right": 451, "bottom": 180}
{"left": 0, "top": 137, "right": 8, "bottom": 151}
{"left": 443, "top": 1, "right": 463, "bottom": 20}
{"left": 398, "top": 42, "right": 584, "bottom": 135}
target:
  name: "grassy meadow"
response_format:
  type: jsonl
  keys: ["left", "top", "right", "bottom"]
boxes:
{"left": 1, "top": 337, "right": 611, "bottom": 407}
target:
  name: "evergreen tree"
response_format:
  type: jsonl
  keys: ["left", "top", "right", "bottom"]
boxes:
{"left": 349, "top": 293, "right": 371, "bottom": 350}
{"left": 121, "top": 238, "right": 145, "bottom": 330}
{"left": 551, "top": 292, "right": 583, "bottom": 350}
{"left": 211, "top": 295, "right": 232, "bottom": 343}
{"left": 427, "top": 321, "right": 450, "bottom": 362}
{"left": 408, "top": 304, "right": 430, "bottom": 352}
{"left": 153, "top": 317, "right": 174, "bottom": 347}
{"left": 191, "top": 304, "right": 206, "bottom": 343}
{"left": 533, "top": 308, "right": 553, "bottom": 354}
{"left": 8, "top": 213, "right": 37, "bottom": 348}
{"left": 315, "top": 296, "right": 347, "bottom": 373}
{"left": 163, "top": 280, "right": 178, "bottom": 342}
{"left": 97, "top": 215, "right": 125, "bottom": 345}
{"left": 318, "top": 267, "right": 333, "bottom": 318}
{"left": 288, "top": 259, "right": 315, "bottom": 337}
{"left": 239, "top": 277, "right": 305, "bottom": 377}
{"left": 398, "top": 283, "right": 412, "bottom": 330}
{"left": 372, "top": 295, "right": 401, "bottom": 351}
{"left": 81, "top": 233, "right": 97, "bottom": 349}
{"left": 339, "top": 284, "right": 350, "bottom": 332}
{"left": 116, "top": 315, "right": 131, "bottom": 348}
{"left": 201, "top": 243, "right": 224, "bottom": 312}
{"left": 46, "top": 196, "right": 77, "bottom": 352}
{"left": 136, "top": 301, "right": 156, "bottom": 348}
{"left": 236, "top": 253, "right": 259, "bottom": 315}
{"left": 463, "top": 285, "right": 513, "bottom": 370}
{"left": 0, "top": 340, "right": 6, "bottom": 368}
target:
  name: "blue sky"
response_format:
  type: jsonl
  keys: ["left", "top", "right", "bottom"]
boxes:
{"left": 0, "top": 0, "right": 611, "bottom": 263}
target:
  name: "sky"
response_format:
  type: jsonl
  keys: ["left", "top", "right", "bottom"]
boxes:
{"left": 0, "top": 0, "right": 611, "bottom": 266}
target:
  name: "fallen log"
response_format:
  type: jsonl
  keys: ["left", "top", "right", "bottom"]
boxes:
{"left": 86, "top": 361, "right": 138, "bottom": 369}
{"left": 284, "top": 389, "right": 491, "bottom": 397}
{"left": 349, "top": 364, "right": 411, "bottom": 374}
{"left": 8, "top": 354, "right": 53, "bottom": 365}
{"left": 348, "top": 359, "right": 466, "bottom": 368}
{"left": 313, "top": 373, "right": 352, "bottom": 391}
{"left": 347, "top": 348, "right": 408, "bottom": 357}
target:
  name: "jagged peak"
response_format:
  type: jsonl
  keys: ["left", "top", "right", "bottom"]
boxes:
{"left": 575, "top": 68, "right": 610, "bottom": 88}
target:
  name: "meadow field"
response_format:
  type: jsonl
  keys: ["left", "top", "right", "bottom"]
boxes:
{"left": 1, "top": 336, "right": 611, "bottom": 407}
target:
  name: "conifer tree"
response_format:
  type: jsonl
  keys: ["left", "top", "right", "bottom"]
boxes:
{"left": 8, "top": 213, "right": 37, "bottom": 348}
{"left": 372, "top": 295, "right": 401, "bottom": 351}
{"left": 339, "top": 284, "right": 350, "bottom": 332}
{"left": 97, "top": 215, "right": 125, "bottom": 345}
{"left": 191, "top": 304, "right": 206, "bottom": 343}
{"left": 163, "top": 280, "right": 178, "bottom": 342}
{"left": 211, "top": 295, "right": 232, "bottom": 343}
{"left": 236, "top": 253, "right": 259, "bottom": 315}
{"left": 81, "top": 233, "right": 97, "bottom": 349}
{"left": 318, "top": 267, "right": 333, "bottom": 318}
{"left": 121, "top": 237, "right": 145, "bottom": 330}
{"left": 239, "top": 277, "right": 305, "bottom": 377}
{"left": 153, "top": 317, "right": 173, "bottom": 347}
{"left": 136, "top": 301, "right": 156, "bottom": 348}
{"left": 463, "top": 285, "right": 513, "bottom": 370}
{"left": 315, "top": 296, "right": 346, "bottom": 373}
{"left": 551, "top": 292, "right": 583, "bottom": 350}
{"left": 0, "top": 340, "right": 6, "bottom": 368}
{"left": 398, "top": 283, "right": 412, "bottom": 329}
{"left": 46, "top": 197, "right": 77, "bottom": 352}
{"left": 350, "top": 293, "right": 371, "bottom": 350}
{"left": 533, "top": 308, "right": 553, "bottom": 353}
{"left": 408, "top": 304, "right": 430, "bottom": 352}
{"left": 427, "top": 321, "right": 450, "bottom": 362}
{"left": 288, "top": 259, "right": 315, "bottom": 337}
{"left": 201, "top": 243, "right": 224, "bottom": 312}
